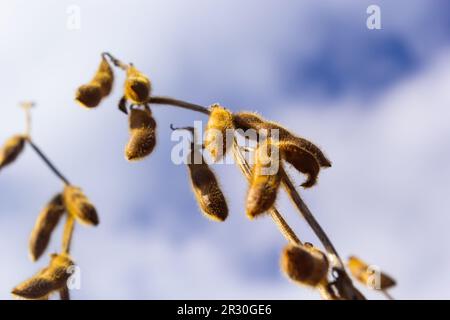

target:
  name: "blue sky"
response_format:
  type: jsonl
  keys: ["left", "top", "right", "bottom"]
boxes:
{"left": 1, "top": 0, "right": 450, "bottom": 299}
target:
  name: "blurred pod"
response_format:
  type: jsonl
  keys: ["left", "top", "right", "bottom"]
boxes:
{"left": 63, "top": 185, "right": 99, "bottom": 226}
{"left": 187, "top": 148, "right": 228, "bottom": 222}
{"left": 75, "top": 82, "right": 103, "bottom": 109}
{"left": 281, "top": 243, "right": 329, "bottom": 287}
{"left": 204, "top": 104, "right": 234, "bottom": 161}
{"left": 75, "top": 56, "right": 114, "bottom": 108}
{"left": 347, "top": 256, "right": 396, "bottom": 290}
{"left": 246, "top": 140, "right": 281, "bottom": 219}
{"left": 12, "top": 253, "right": 74, "bottom": 300}
{"left": 92, "top": 57, "right": 114, "bottom": 97}
{"left": 29, "top": 194, "right": 65, "bottom": 261}
{"left": 233, "top": 112, "right": 331, "bottom": 188}
{"left": 0, "top": 135, "right": 26, "bottom": 171}
{"left": 277, "top": 139, "right": 321, "bottom": 188}
{"left": 124, "top": 65, "right": 151, "bottom": 104}
{"left": 125, "top": 107, "right": 157, "bottom": 161}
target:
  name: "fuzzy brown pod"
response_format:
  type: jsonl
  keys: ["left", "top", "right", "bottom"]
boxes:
{"left": 246, "top": 140, "right": 281, "bottom": 219}
{"left": 124, "top": 65, "right": 151, "bottom": 104}
{"left": 233, "top": 112, "right": 331, "bottom": 166}
{"left": 187, "top": 149, "right": 228, "bottom": 222}
{"left": 277, "top": 139, "right": 321, "bottom": 188}
{"left": 233, "top": 112, "right": 331, "bottom": 188}
{"left": 125, "top": 107, "right": 157, "bottom": 161}
{"left": 12, "top": 253, "right": 74, "bottom": 300}
{"left": 29, "top": 194, "right": 65, "bottom": 261}
{"left": 281, "top": 243, "right": 329, "bottom": 287}
{"left": 204, "top": 104, "right": 234, "bottom": 162}
{"left": 75, "top": 57, "right": 114, "bottom": 108}
{"left": 75, "top": 82, "right": 103, "bottom": 108}
{"left": 347, "top": 256, "right": 396, "bottom": 290}
{"left": 93, "top": 57, "right": 114, "bottom": 97}
{"left": 0, "top": 135, "right": 26, "bottom": 171}
{"left": 63, "top": 185, "right": 99, "bottom": 226}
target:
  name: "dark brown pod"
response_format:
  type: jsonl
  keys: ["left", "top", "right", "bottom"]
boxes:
{"left": 29, "top": 194, "right": 65, "bottom": 261}
{"left": 124, "top": 65, "right": 151, "bottom": 104}
{"left": 75, "top": 83, "right": 103, "bottom": 108}
{"left": 125, "top": 107, "right": 157, "bottom": 161}
{"left": 281, "top": 243, "right": 329, "bottom": 287}
{"left": 277, "top": 139, "right": 321, "bottom": 188}
{"left": 187, "top": 149, "right": 228, "bottom": 222}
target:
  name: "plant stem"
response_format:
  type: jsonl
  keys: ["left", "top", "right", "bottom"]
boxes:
{"left": 102, "top": 52, "right": 128, "bottom": 71}
{"left": 26, "top": 139, "right": 70, "bottom": 185}
{"left": 280, "top": 170, "right": 343, "bottom": 266}
{"left": 150, "top": 96, "right": 211, "bottom": 115}
{"left": 62, "top": 215, "right": 75, "bottom": 254}
{"left": 381, "top": 289, "right": 394, "bottom": 300}
{"left": 232, "top": 139, "right": 301, "bottom": 245}
{"left": 59, "top": 287, "right": 70, "bottom": 300}
{"left": 279, "top": 170, "right": 364, "bottom": 299}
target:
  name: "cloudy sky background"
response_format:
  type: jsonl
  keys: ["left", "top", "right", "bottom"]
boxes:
{"left": 0, "top": 0, "right": 449, "bottom": 299}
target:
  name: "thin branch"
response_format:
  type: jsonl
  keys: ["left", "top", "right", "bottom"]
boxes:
{"left": 59, "top": 287, "right": 70, "bottom": 300}
{"left": 279, "top": 170, "right": 364, "bottom": 299}
{"left": 26, "top": 139, "right": 70, "bottom": 185}
{"left": 62, "top": 215, "right": 75, "bottom": 254}
{"left": 232, "top": 139, "right": 301, "bottom": 245}
{"left": 150, "top": 96, "right": 211, "bottom": 115}
{"left": 381, "top": 289, "right": 394, "bottom": 300}
{"left": 102, "top": 52, "right": 128, "bottom": 71}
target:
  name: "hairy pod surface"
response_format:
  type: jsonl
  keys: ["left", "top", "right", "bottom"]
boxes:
{"left": 204, "top": 104, "right": 234, "bottom": 162}
{"left": 233, "top": 112, "right": 331, "bottom": 187}
{"left": 29, "top": 194, "right": 65, "bottom": 261}
{"left": 187, "top": 149, "right": 228, "bottom": 222}
{"left": 63, "top": 185, "right": 99, "bottom": 226}
{"left": 93, "top": 57, "right": 114, "bottom": 97}
{"left": 234, "top": 112, "right": 331, "bottom": 166}
{"left": 347, "top": 256, "right": 396, "bottom": 290}
{"left": 75, "top": 83, "right": 103, "bottom": 108}
{"left": 75, "top": 57, "right": 114, "bottom": 108}
{"left": 281, "top": 243, "right": 329, "bottom": 287}
{"left": 246, "top": 141, "right": 281, "bottom": 219}
{"left": 93, "top": 72, "right": 113, "bottom": 98}
{"left": 124, "top": 65, "right": 151, "bottom": 104}
{"left": 12, "top": 253, "right": 74, "bottom": 299}
{"left": 0, "top": 135, "right": 26, "bottom": 170}
{"left": 277, "top": 139, "right": 321, "bottom": 188}
{"left": 125, "top": 108, "right": 157, "bottom": 161}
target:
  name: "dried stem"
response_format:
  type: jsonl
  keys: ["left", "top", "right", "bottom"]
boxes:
{"left": 102, "top": 52, "right": 129, "bottom": 71}
{"left": 381, "top": 289, "right": 394, "bottom": 300}
{"left": 279, "top": 170, "right": 343, "bottom": 266}
{"left": 26, "top": 139, "right": 70, "bottom": 185}
{"left": 62, "top": 215, "right": 75, "bottom": 254}
{"left": 232, "top": 139, "right": 301, "bottom": 245}
{"left": 280, "top": 170, "right": 364, "bottom": 299}
{"left": 150, "top": 96, "right": 211, "bottom": 115}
